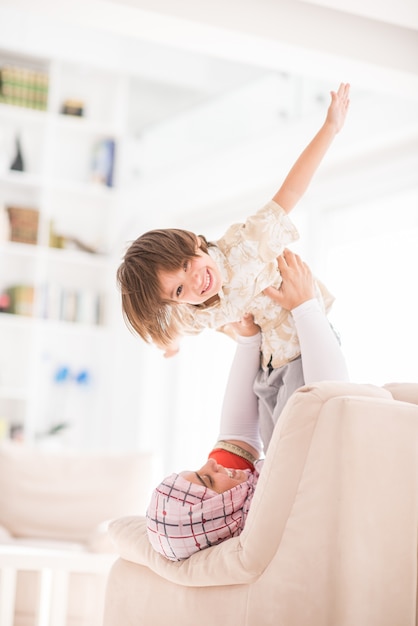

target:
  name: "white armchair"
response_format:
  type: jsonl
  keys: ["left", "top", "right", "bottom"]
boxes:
{"left": 103, "top": 381, "right": 418, "bottom": 626}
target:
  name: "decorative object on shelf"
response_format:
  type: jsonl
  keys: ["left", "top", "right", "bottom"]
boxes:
{"left": 65, "top": 236, "right": 99, "bottom": 253}
{"left": 49, "top": 221, "right": 99, "bottom": 253}
{"left": 6, "top": 205, "right": 39, "bottom": 244}
{"left": 90, "top": 138, "right": 116, "bottom": 187}
{"left": 5, "top": 285, "right": 34, "bottom": 316}
{"left": 61, "top": 98, "right": 84, "bottom": 116}
{"left": 9, "top": 134, "right": 24, "bottom": 172}
{"left": 0, "top": 63, "right": 49, "bottom": 110}
{"left": 40, "top": 362, "right": 95, "bottom": 445}
{"left": 35, "top": 422, "right": 70, "bottom": 439}
{"left": 9, "top": 423, "right": 24, "bottom": 441}
{"left": 0, "top": 292, "right": 11, "bottom": 313}
{"left": 48, "top": 220, "right": 65, "bottom": 249}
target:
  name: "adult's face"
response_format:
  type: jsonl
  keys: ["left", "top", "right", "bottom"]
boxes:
{"left": 180, "top": 457, "right": 248, "bottom": 494}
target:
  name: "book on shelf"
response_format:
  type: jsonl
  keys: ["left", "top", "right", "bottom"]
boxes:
{"left": 4, "top": 285, "right": 34, "bottom": 316}
{"left": 90, "top": 138, "right": 116, "bottom": 187}
{"left": 0, "top": 63, "right": 49, "bottom": 111}
{"left": 40, "top": 284, "right": 105, "bottom": 325}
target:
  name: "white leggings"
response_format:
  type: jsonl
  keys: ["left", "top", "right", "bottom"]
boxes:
{"left": 217, "top": 298, "right": 349, "bottom": 453}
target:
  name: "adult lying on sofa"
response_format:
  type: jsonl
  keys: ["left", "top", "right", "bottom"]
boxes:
{"left": 104, "top": 381, "right": 418, "bottom": 626}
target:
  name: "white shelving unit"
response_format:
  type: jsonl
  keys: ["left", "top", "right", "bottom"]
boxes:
{"left": 0, "top": 50, "right": 127, "bottom": 448}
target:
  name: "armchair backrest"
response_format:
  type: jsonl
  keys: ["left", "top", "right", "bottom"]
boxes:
{"left": 383, "top": 382, "right": 418, "bottom": 405}
{"left": 238, "top": 381, "right": 392, "bottom": 570}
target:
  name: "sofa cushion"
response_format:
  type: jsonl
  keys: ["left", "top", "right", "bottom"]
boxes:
{"left": 0, "top": 443, "right": 153, "bottom": 543}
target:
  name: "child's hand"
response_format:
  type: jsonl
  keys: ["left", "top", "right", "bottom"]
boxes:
{"left": 223, "top": 314, "right": 261, "bottom": 339}
{"left": 163, "top": 346, "right": 180, "bottom": 358}
{"left": 264, "top": 249, "right": 315, "bottom": 310}
{"left": 325, "top": 82, "right": 350, "bottom": 134}
{"left": 156, "top": 340, "right": 180, "bottom": 358}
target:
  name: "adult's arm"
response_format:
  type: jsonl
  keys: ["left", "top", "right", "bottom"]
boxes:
{"left": 218, "top": 250, "right": 349, "bottom": 448}
{"left": 264, "top": 249, "right": 349, "bottom": 383}
{"left": 292, "top": 298, "right": 349, "bottom": 383}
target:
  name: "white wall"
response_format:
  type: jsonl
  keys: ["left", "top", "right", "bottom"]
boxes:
{"left": 1, "top": 1, "right": 417, "bottom": 474}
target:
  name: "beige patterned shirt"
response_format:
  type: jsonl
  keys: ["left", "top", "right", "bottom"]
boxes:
{"left": 180, "top": 200, "right": 334, "bottom": 370}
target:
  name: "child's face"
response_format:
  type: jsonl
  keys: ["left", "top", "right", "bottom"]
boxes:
{"left": 158, "top": 249, "right": 222, "bottom": 305}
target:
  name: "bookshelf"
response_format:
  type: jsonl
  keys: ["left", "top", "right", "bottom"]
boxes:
{"left": 0, "top": 51, "right": 124, "bottom": 448}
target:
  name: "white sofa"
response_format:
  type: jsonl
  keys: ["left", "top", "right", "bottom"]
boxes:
{"left": 0, "top": 443, "right": 154, "bottom": 626}
{"left": 103, "top": 381, "right": 418, "bottom": 626}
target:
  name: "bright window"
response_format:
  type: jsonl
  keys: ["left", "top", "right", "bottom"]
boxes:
{"left": 318, "top": 188, "right": 418, "bottom": 385}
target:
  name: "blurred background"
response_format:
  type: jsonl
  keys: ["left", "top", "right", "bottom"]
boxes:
{"left": 0, "top": 0, "right": 417, "bottom": 479}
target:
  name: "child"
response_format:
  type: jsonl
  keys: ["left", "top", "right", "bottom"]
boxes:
{"left": 118, "top": 83, "right": 350, "bottom": 449}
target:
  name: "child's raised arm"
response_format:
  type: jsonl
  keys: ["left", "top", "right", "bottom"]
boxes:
{"left": 273, "top": 82, "right": 350, "bottom": 213}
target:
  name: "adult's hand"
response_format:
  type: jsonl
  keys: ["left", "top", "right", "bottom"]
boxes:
{"left": 264, "top": 249, "right": 315, "bottom": 310}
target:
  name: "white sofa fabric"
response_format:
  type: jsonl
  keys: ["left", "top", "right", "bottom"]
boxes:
{"left": 0, "top": 444, "right": 153, "bottom": 626}
{"left": 104, "top": 381, "right": 418, "bottom": 626}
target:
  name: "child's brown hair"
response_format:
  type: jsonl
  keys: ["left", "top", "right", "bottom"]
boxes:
{"left": 117, "top": 228, "right": 212, "bottom": 347}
